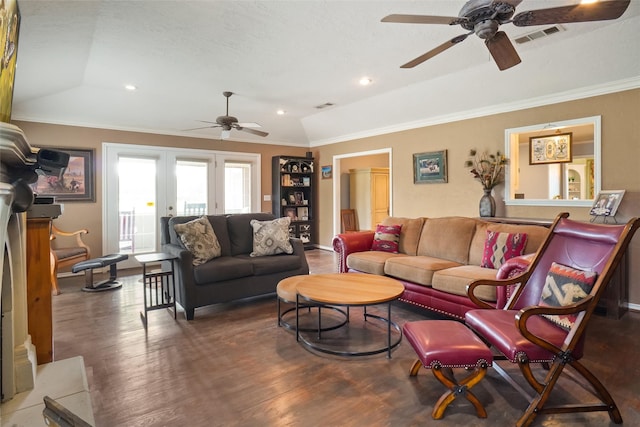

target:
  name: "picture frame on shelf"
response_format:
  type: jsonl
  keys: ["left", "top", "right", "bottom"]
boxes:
{"left": 297, "top": 207, "right": 308, "bottom": 220}
{"left": 284, "top": 207, "right": 297, "bottom": 220}
{"left": 294, "top": 191, "right": 304, "bottom": 205}
{"left": 413, "top": 150, "right": 448, "bottom": 184}
{"left": 529, "top": 132, "right": 572, "bottom": 165}
{"left": 299, "top": 232, "right": 311, "bottom": 244}
{"left": 30, "top": 148, "right": 95, "bottom": 202}
{"left": 589, "top": 190, "right": 625, "bottom": 217}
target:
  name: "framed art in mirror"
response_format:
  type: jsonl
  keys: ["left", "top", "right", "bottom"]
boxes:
{"left": 529, "top": 132, "right": 572, "bottom": 165}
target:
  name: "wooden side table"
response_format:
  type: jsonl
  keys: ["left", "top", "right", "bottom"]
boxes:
{"left": 26, "top": 217, "right": 54, "bottom": 364}
{"left": 134, "top": 252, "right": 177, "bottom": 328}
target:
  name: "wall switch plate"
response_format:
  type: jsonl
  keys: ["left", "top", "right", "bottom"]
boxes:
{"left": 263, "top": 195, "right": 271, "bottom": 201}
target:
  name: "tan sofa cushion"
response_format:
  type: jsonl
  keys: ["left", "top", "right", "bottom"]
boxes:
{"left": 432, "top": 265, "right": 500, "bottom": 302}
{"left": 347, "top": 251, "right": 408, "bottom": 276}
{"left": 417, "top": 217, "right": 478, "bottom": 264}
{"left": 468, "top": 222, "right": 550, "bottom": 266}
{"left": 384, "top": 256, "right": 461, "bottom": 286}
{"left": 381, "top": 217, "right": 426, "bottom": 256}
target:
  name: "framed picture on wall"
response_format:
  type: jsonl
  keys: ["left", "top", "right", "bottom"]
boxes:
{"left": 30, "top": 148, "right": 95, "bottom": 202}
{"left": 589, "top": 190, "right": 625, "bottom": 217}
{"left": 529, "top": 133, "right": 572, "bottom": 165}
{"left": 321, "top": 165, "right": 332, "bottom": 179}
{"left": 413, "top": 150, "right": 448, "bottom": 184}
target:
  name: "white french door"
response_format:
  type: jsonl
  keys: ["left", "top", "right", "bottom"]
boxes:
{"left": 103, "top": 143, "right": 260, "bottom": 268}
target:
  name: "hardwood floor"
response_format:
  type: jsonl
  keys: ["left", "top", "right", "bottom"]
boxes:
{"left": 52, "top": 249, "right": 640, "bottom": 426}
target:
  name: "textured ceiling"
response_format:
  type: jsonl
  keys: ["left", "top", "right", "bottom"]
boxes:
{"left": 10, "top": 0, "right": 640, "bottom": 147}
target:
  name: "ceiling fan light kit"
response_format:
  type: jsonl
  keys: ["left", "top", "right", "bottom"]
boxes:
{"left": 382, "top": 0, "right": 630, "bottom": 71}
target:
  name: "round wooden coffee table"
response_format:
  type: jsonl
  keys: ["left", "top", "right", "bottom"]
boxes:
{"left": 293, "top": 273, "right": 404, "bottom": 358}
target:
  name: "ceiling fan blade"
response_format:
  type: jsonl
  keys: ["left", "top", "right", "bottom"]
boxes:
{"left": 182, "top": 125, "right": 220, "bottom": 131}
{"left": 237, "top": 122, "right": 261, "bottom": 128}
{"left": 485, "top": 31, "right": 521, "bottom": 71}
{"left": 381, "top": 14, "right": 462, "bottom": 25}
{"left": 400, "top": 33, "right": 471, "bottom": 68}
{"left": 512, "top": 0, "right": 630, "bottom": 27}
{"left": 239, "top": 127, "right": 269, "bottom": 137}
{"left": 196, "top": 120, "right": 218, "bottom": 125}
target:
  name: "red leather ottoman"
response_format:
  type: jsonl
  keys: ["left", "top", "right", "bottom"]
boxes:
{"left": 403, "top": 320, "right": 493, "bottom": 419}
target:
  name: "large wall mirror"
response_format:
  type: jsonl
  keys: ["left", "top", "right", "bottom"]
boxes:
{"left": 505, "top": 116, "right": 601, "bottom": 207}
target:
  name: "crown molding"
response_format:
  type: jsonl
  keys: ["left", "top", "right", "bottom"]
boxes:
{"left": 308, "top": 76, "right": 640, "bottom": 147}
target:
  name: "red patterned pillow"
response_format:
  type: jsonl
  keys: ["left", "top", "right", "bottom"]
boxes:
{"left": 481, "top": 230, "right": 528, "bottom": 269}
{"left": 539, "top": 262, "right": 597, "bottom": 330}
{"left": 371, "top": 224, "right": 402, "bottom": 253}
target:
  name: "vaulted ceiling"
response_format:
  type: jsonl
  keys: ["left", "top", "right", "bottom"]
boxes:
{"left": 11, "top": 0, "right": 640, "bottom": 147}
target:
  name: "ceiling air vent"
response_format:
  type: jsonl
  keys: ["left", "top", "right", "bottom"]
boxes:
{"left": 314, "top": 102, "right": 335, "bottom": 109}
{"left": 514, "top": 25, "right": 564, "bottom": 45}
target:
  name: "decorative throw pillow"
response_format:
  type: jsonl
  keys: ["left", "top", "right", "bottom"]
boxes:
{"left": 371, "top": 224, "right": 402, "bottom": 253}
{"left": 481, "top": 230, "right": 528, "bottom": 269}
{"left": 539, "top": 262, "right": 598, "bottom": 330}
{"left": 250, "top": 217, "right": 293, "bottom": 257}
{"left": 173, "top": 216, "right": 221, "bottom": 266}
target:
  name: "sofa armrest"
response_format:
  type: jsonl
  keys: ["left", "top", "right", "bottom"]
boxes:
{"left": 161, "top": 243, "right": 198, "bottom": 307}
{"left": 494, "top": 253, "right": 535, "bottom": 308}
{"left": 289, "top": 237, "right": 310, "bottom": 273}
{"left": 496, "top": 253, "right": 535, "bottom": 279}
{"left": 332, "top": 231, "right": 375, "bottom": 273}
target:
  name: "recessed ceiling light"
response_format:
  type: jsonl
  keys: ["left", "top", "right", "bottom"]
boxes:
{"left": 276, "top": 109, "right": 286, "bottom": 115}
{"left": 124, "top": 84, "right": 137, "bottom": 91}
{"left": 359, "top": 77, "right": 372, "bottom": 86}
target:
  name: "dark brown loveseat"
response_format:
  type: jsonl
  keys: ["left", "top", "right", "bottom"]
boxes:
{"left": 160, "top": 213, "right": 309, "bottom": 320}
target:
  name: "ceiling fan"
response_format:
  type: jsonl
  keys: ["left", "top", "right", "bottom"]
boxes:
{"left": 381, "top": 0, "right": 630, "bottom": 71}
{"left": 187, "top": 91, "right": 269, "bottom": 139}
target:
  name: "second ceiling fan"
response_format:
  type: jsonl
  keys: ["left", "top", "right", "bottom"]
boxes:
{"left": 382, "top": 0, "right": 631, "bottom": 71}
{"left": 188, "top": 91, "right": 269, "bottom": 139}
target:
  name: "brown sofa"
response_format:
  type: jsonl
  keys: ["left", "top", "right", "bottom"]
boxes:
{"left": 332, "top": 216, "right": 549, "bottom": 320}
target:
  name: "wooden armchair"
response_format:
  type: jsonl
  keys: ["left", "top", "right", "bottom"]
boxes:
{"left": 465, "top": 212, "right": 639, "bottom": 426}
{"left": 50, "top": 224, "right": 91, "bottom": 295}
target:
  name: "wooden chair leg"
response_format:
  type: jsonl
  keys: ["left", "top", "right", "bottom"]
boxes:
{"left": 516, "top": 358, "right": 623, "bottom": 427}
{"left": 50, "top": 252, "right": 60, "bottom": 296}
{"left": 409, "top": 359, "right": 422, "bottom": 377}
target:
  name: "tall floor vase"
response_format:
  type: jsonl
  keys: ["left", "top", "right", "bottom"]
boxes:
{"left": 479, "top": 188, "right": 496, "bottom": 217}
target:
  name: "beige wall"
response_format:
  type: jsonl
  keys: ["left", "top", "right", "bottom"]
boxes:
{"left": 13, "top": 88, "right": 640, "bottom": 304}
{"left": 314, "top": 88, "right": 640, "bottom": 305}
{"left": 13, "top": 121, "right": 307, "bottom": 268}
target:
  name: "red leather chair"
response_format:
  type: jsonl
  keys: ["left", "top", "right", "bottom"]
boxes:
{"left": 465, "top": 212, "right": 639, "bottom": 427}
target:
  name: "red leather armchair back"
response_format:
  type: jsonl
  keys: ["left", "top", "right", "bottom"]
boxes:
{"left": 512, "top": 217, "right": 625, "bottom": 310}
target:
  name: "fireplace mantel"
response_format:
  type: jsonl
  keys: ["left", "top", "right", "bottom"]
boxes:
{"left": 0, "top": 122, "right": 94, "bottom": 424}
{"left": 0, "top": 122, "right": 38, "bottom": 402}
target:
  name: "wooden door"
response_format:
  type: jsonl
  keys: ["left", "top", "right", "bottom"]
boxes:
{"left": 371, "top": 171, "right": 389, "bottom": 226}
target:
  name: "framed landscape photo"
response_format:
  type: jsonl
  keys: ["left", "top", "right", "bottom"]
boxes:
{"left": 529, "top": 132, "right": 572, "bottom": 165}
{"left": 321, "top": 165, "right": 332, "bottom": 179}
{"left": 413, "top": 150, "right": 447, "bottom": 184}
{"left": 31, "top": 148, "right": 95, "bottom": 202}
{"left": 589, "top": 190, "right": 625, "bottom": 217}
